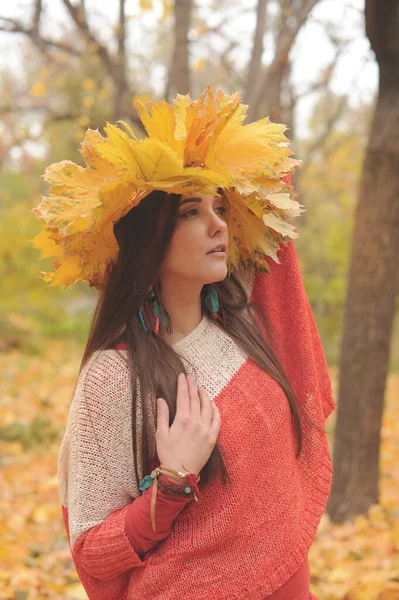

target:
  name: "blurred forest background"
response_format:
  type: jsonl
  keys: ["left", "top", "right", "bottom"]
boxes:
{"left": 1, "top": 0, "right": 399, "bottom": 599}
{"left": 2, "top": 0, "right": 391, "bottom": 362}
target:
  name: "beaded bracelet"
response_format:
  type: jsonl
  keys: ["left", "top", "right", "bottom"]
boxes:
{"left": 157, "top": 474, "right": 195, "bottom": 497}
{"left": 139, "top": 464, "right": 201, "bottom": 532}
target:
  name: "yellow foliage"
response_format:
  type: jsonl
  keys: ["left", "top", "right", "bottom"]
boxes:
{"left": 140, "top": 0, "right": 153, "bottom": 10}
{"left": 30, "top": 82, "right": 47, "bottom": 98}
{"left": 78, "top": 116, "right": 90, "bottom": 128}
{"left": 82, "top": 78, "right": 96, "bottom": 91}
{"left": 306, "top": 371, "right": 399, "bottom": 600}
{"left": 192, "top": 58, "right": 206, "bottom": 72}
{"left": 161, "top": 0, "right": 174, "bottom": 20}
{"left": 82, "top": 96, "right": 95, "bottom": 109}
{"left": 99, "top": 86, "right": 110, "bottom": 100}
{"left": 132, "top": 92, "right": 152, "bottom": 106}
{"left": 31, "top": 85, "right": 302, "bottom": 291}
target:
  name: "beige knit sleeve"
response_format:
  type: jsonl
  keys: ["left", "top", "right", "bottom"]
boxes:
{"left": 58, "top": 349, "right": 147, "bottom": 578}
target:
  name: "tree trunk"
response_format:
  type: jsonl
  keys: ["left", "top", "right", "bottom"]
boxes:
{"left": 166, "top": 0, "right": 192, "bottom": 99}
{"left": 114, "top": 0, "right": 127, "bottom": 121}
{"left": 244, "top": 0, "right": 268, "bottom": 111}
{"left": 327, "top": 0, "right": 399, "bottom": 523}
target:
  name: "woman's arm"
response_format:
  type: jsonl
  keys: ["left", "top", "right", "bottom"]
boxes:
{"left": 124, "top": 479, "right": 192, "bottom": 555}
{"left": 250, "top": 238, "right": 335, "bottom": 423}
{"left": 58, "top": 349, "right": 193, "bottom": 596}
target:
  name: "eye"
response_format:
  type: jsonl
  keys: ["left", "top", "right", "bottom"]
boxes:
{"left": 179, "top": 208, "right": 198, "bottom": 218}
{"left": 215, "top": 205, "right": 228, "bottom": 218}
{"left": 179, "top": 204, "right": 228, "bottom": 219}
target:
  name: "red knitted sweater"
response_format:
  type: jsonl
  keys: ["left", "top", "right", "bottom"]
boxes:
{"left": 57, "top": 240, "right": 335, "bottom": 599}
{"left": 122, "top": 474, "right": 312, "bottom": 598}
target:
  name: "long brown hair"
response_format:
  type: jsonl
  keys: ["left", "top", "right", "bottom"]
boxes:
{"left": 80, "top": 189, "right": 305, "bottom": 490}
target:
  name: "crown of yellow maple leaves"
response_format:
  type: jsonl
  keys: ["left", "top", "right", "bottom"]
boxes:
{"left": 30, "top": 85, "right": 304, "bottom": 291}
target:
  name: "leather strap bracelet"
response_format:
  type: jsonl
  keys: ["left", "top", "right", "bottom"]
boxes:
{"left": 139, "top": 464, "right": 201, "bottom": 532}
{"left": 157, "top": 474, "right": 195, "bottom": 497}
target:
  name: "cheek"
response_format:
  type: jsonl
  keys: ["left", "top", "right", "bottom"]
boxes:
{"left": 162, "top": 223, "right": 204, "bottom": 272}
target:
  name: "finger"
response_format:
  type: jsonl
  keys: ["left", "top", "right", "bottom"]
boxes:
{"left": 176, "top": 373, "right": 190, "bottom": 418}
{"left": 198, "top": 385, "right": 212, "bottom": 425}
{"left": 156, "top": 397, "right": 169, "bottom": 434}
{"left": 210, "top": 401, "right": 221, "bottom": 435}
{"left": 186, "top": 373, "right": 201, "bottom": 418}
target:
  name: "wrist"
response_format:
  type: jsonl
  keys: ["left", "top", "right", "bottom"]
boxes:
{"left": 157, "top": 474, "right": 195, "bottom": 498}
{"left": 157, "top": 465, "right": 201, "bottom": 503}
{"left": 161, "top": 463, "right": 199, "bottom": 476}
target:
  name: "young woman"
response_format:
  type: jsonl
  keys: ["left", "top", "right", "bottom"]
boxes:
{"left": 32, "top": 86, "right": 335, "bottom": 599}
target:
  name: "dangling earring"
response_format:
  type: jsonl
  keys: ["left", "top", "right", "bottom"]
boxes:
{"left": 205, "top": 285, "right": 220, "bottom": 320}
{"left": 138, "top": 305, "right": 149, "bottom": 332}
{"left": 137, "top": 285, "right": 151, "bottom": 333}
{"left": 137, "top": 284, "right": 169, "bottom": 335}
{"left": 149, "top": 288, "right": 169, "bottom": 335}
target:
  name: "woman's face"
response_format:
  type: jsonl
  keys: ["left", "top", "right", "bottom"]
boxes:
{"left": 159, "top": 193, "right": 229, "bottom": 285}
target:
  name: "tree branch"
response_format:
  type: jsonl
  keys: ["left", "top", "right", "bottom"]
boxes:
{"left": 245, "top": 0, "right": 268, "bottom": 108}
{"left": 61, "top": 0, "right": 116, "bottom": 77}
{"left": 292, "top": 29, "right": 351, "bottom": 103}
{"left": 302, "top": 57, "right": 371, "bottom": 167}
{"left": 216, "top": 39, "right": 243, "bottom": 87}
{"left": 250, "top": 0, "right": 321, "bottom": 119}
{"left": 0, "top": 16, "right": 81, "bottom": 56}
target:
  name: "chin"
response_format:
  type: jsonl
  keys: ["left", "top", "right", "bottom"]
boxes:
{"left": 204, "top": 265, "right": 228, "bottom": 284}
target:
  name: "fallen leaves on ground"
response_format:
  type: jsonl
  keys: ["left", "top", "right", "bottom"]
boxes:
{"left": 0, "top": 345, "right": 398, "bottom": 599}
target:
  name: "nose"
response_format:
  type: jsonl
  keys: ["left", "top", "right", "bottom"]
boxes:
{"left": 209, "top": 210, "right": 228, "bottom": 234}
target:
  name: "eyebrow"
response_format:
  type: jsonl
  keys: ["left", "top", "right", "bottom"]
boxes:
{"left": 179, "top": 197, "right": 202, "bottom": 206}
{"left": 179, "top": 196, "right": 224, "bottom": 207}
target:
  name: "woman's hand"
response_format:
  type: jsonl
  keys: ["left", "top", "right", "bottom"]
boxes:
{"left": 156, "top": 373, "right": 221, "bottom": 475}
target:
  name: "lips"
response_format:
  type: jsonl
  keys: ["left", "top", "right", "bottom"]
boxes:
{"left": 207, "top": 243, "right": 227, "bottom": 254}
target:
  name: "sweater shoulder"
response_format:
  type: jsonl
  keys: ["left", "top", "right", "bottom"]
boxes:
{"left": 81, "top": 349, "right": 131, "bottom": 393}
{"left": 65, "top": 349, "right": 134, "bottom": 436}
{"left": 83, "top": 348, "right": 130, "bottom": 378}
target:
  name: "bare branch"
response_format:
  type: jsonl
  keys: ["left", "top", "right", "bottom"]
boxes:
{"left": 250, "top": 0, "right": 321, "bottom": 120}
{"left": 30, "top": 0, "right": 50, "bottom": 58}
{"left": 0, "top": 103, "right": 79, "bottom": 122}
{"left": 32, "top": 0, "right": 42, "bottom": 35}
{"left": 113, "top": 0, "right": 127, "bottom": 119}
{"left": 118, "top": 0, "right": 126, "bottom": 62}
{"left": 195, "top": 6, "right": 248, "bottom": 36}
{"left": 245, "top": 0, "right": 268, "bottom": 107}
{"left": 305, "top": 94, "right": 348, "bottom": 161}
{"left": 80, "top": 0, "right": 87, "bottom": 17}
{"left": 61, "top": 0, "right": 115, "bottom": 77}
{"left": 274, "top": 0, "right": 321, "bottom": 73}
{"left": 0, "top": 16, "right": 81, "bottom": 56}
{"left": 302, "top": 57, "right": 371, "bottom": 166}
{"left": 220, "top": 40, "right": 244, "bottom": 87}
{"left": 292, "top": 31, "right": 352, "bottom": 103}
{"left": 0, "top": 16, "right": 23, "bottom": 27}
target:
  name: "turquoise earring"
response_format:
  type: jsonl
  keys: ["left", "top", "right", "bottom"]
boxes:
{"left": 137, "top": 286, "right": 168, "bottom": 335}
{"left": 150, "top": 291, "right": 169, "bottom": 329}
{"left": 205, "top": 287, "right": 220, "bottom": 319}
{"left": 138, "top": 306, "right": 149, "bottom": 332}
